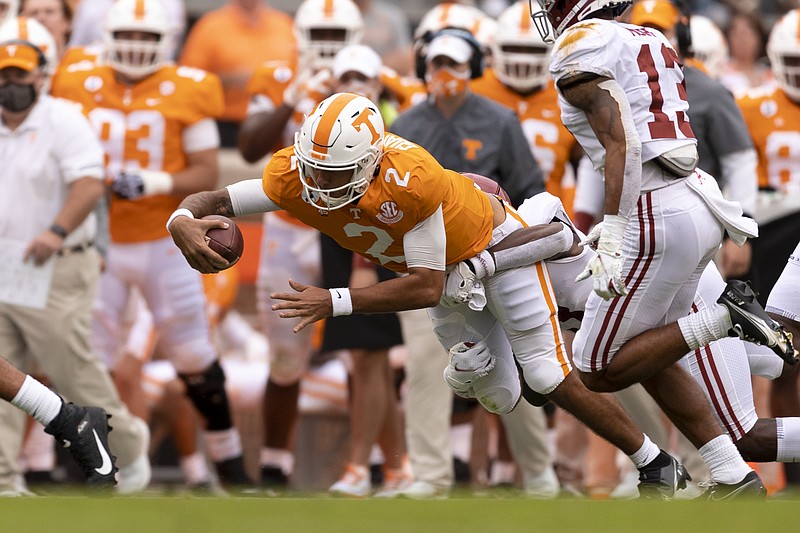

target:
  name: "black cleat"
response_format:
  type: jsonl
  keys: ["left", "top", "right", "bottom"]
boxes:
{"left": 261, "top": 465, "right": 289, "bottom": 489}
{"left": 215, "top": 456, "right": 254, "bottom": 488}
{"left": 637, "top": 450, "right": 691, "bottom": 500}
{"left": 706, "top": 471, "right": 766, "bottom": 500}
{"left": 44, "top": 403, "right": 117, "bottom": 490}
{"left": 717, "top": 280, "right": 797, "bottom": 365}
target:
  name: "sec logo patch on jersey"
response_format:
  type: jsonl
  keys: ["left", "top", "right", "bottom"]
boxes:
{"left": 377, "top": 201, "right": 403, "bottom": 224}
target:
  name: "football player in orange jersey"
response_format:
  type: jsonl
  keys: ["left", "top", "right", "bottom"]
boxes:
{"left": 236, "top": 0, "right": 364, "bottom": 490}
{"left": 168, "top": 92, "right": 699, "bottom": 499}
{"left": 472, "top": 1, "right": 581, "bottom": 216}
{"left": 50, "top": 0, "right": 252, "bottom": 488}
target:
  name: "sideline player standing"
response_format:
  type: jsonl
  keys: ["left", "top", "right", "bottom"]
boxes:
{"left": 51, "top": 0, "right": 251, "bottom": 486}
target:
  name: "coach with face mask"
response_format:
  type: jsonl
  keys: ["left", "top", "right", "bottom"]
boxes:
{"left": 391, "top": 28, "right": 544, "bottom": 208}
{"left": 0, "top": 40, "right": 146, "bottom": 495}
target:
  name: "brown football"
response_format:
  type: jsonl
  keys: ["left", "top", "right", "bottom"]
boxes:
{"left": 460, "top": 172, "right": 512, "bottom": 204}
{"left": 202, "top": 215, "right": 244, "bottom": 267}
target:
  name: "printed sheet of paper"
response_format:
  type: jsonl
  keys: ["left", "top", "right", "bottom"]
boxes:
{"left": 0, "top": 237, "right": 54, "bottom": 310}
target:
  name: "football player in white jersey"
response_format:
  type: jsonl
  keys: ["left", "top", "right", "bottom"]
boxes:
{"left": 528, "top": 0, "right": 795, "bottom": 497}
{"left": 452, "top": 191, "right": 800, "bottom": 491}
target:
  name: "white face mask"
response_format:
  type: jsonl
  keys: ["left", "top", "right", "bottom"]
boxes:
{"left": 425, "top": 66, "right": 470, "bottom": 98}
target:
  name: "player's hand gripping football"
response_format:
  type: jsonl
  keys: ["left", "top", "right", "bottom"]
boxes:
{"left": 575, "top": 216, "right": 630, "bottom": 301}
{"left": 167, "top": 215, "right": 231, "bottom": 274}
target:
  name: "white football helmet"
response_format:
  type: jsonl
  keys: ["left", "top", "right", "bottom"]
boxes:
{"left": 689, "top": 15, "right": 728, "bottom": 79}
{"left": 0, "top": 0, "right": 18, "bottom": 25}
{"left": 492, "top": 1, "right": 552, "bottom": 92}
{"left": 294, "top": 93, "right": 384, "bottom": 212}
{"left": 0, "top": 16, "right": 57, "bottom": 74}
{"left": 530, "top": 0, "right": 633, "bottom": 43}
{"left": 294, "top": 0, "right": 364, "bottom": 70}
{"left": 103, "top": 0, "right": 173, "bottom": 79}
{"left": 415, "top": 3, "right": 483, "bottom": 41}
{"left": 768, "top": 9, "right": 800, "bottom": 102}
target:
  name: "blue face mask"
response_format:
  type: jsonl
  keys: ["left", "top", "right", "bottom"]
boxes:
{"left": 0, "top": 82, "right": 37, "bottom": 112}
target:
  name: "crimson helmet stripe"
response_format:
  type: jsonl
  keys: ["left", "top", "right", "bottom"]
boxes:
{"left": 310, "top": 92, "right": 359, "bottom": 157}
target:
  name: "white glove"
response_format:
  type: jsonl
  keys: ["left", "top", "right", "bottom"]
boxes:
{"left": 575, "top": 215, "right": 630, "bottom": 300}
{"left": 111, "top": 170, "right": 172, "bottom": 199}
{"left": 441, "top": 262, "right": 478, "bottom": 307}
{"left": 466, "top": 250, "right": 496, "bottom": 279}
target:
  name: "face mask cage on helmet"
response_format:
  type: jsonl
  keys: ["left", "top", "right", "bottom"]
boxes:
{"left": 294, "top": 0, "right": 364, "bottom": 70}
{"left": 768, "top": 11, "right": 800, "bottom": 102}
{"left": 528, "top": 0, "right": 632, "bottom": 43}
{"left": 294, "top": 134, "right": 382, "bottom": 211}
{"left": 495, "top": 45, "right": 551, "bottom": 91}
{"left": 103, "top": 0, "right": 172, "bottom": 80}
{"left": 772, "top": 52, "right": 800, "bottom": 102}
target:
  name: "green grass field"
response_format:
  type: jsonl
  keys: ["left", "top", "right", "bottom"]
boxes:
{"left": 2, "top": 493, "right": 799, "bottom": 533}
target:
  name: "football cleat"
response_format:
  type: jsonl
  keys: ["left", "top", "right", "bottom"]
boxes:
{"left": 637, "top": 450, "right": 691, "bottom": 500}
{"left": 717, "top": 280, "right": 797, "bottom": 365}
{"left": 44, "top": 403, "right": 117, "bottom": 491}
{"left": 260, "top": 465, "right": 289, "bottom": 489}
{"left": 705, "top": 471, "right": 766, "bottom": 500}
{"left": 215, "top": 456, "right": 254, "bottom": 488}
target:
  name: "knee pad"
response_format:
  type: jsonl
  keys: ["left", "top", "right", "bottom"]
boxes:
{"left": 520, "top": 358, "right": 567, "bottom": 397}
{"left": 444, "top": 341, "right": 520, "bottom": 415}
{"left": 179, "top": 360, "right": 233, "bottom": 431}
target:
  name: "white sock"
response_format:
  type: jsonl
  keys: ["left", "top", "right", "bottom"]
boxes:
{"left": 677, "top": 304, "right": 732, "bottom": 351}
{"left": 628, "top": 434, "right": 661, "bottom": 469}
{"left": 776, "top": 418, "right": 800, "bottom": 462}
{"left": 10, "top": 375, "right": 62, "bottom": 426}
{"left": 180, "top": 451, "right": 210, "bottom": 485}
{"left": 260, "top": 447, "right": 294, "bottom": 474}
{"left": 699, "top": 434, "right": 752, "bottom": 484}
{"left": 204, "top": 428, "right": 243, "bottom": 462}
